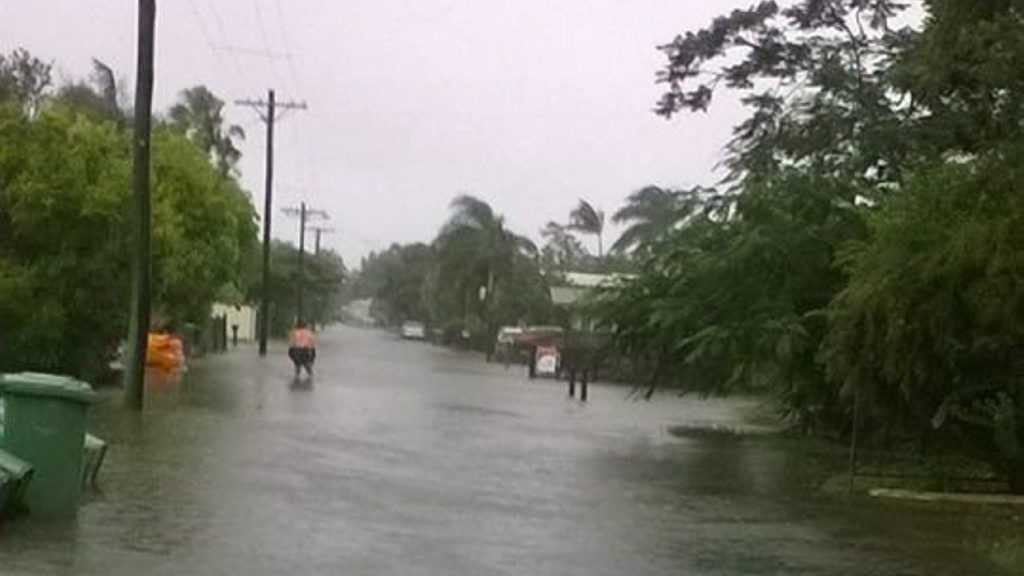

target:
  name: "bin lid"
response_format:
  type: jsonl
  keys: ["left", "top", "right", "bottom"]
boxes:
{"left": 0, "top": 372, "right": 97, "bottom": 404}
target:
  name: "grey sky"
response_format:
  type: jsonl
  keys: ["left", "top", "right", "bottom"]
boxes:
{"left": 1, "top": 0, "right": 751, "bottom": 265}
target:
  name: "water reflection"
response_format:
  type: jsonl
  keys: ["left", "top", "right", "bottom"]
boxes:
{"left": 289, "top": 377, "right": 314, "bottom": 392}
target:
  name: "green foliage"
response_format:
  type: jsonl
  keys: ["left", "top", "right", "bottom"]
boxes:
{"left": 352, "top": 243, "right": 434, "bottom": 326}
{"left": 433, "top": 195, "right": 539, "bottom": 338}
{"left": 54, "top": 59, "right": 124, "bottom": 125}
{"left": 0, "top": 48, "right": 52, "bottom": 117}
{"left": 0, "top": 105, "right": 131, "bottom": 378}
{"left": 151, "top": 127, "right": 258, "bottom": 326}
{"left": 824, "top": 150, "right": 1024, "bottom": 488}
{"left": 610, "top": 185, "right": 705, "bottom": 255}
{"left": 347, "top": 196, "right": 554, "bottom": 349}
{"left": 899, "top": 0, "right": 1024, "bottom": 156}
{"left": 656, "top": 0, "right": 916, "bottom": 186}
{"left": 168, "top": 86, "right": 245, "bottom": 177}
{"left": 255, "top": 240, "right": 346, "bottom": 336}
{"left": 595, "top": 172, "right": 863, "bottom": 418}
{"left": 539, "top": 222, "right": 587, "bottom": 275}
{"left": 606, "top": 0, "right": 1024, "bottom": 491}
{"left": 0, "top": 54, "right": 259, "bottom": 379}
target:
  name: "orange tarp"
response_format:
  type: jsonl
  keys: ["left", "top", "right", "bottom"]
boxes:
{"left": 146, "top": 332, "right": 184, "bottom": 371}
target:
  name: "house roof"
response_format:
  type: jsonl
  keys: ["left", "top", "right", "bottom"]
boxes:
{"left": 551, "top": 286, "right": 587, "bottom": 306}
{"left": 562, "top": 272, "right": 631, "bottom": 288}
{"left": 550, "top": 272, "right": 634, "bottom": 306}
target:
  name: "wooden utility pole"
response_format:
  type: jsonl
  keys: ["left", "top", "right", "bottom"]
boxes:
{"left": 308, "top": 225, "right": 334, "bottom": 255}
{"left": 298, "top": 202, "right": 306, "bottom": 324}
{"left": 123, "top": 0, "right": 156, "bottom": 409}
{"left": 236, "top": 91, "right": 306, "bottom": 356}
{"left": 282, "top": 203, "right": 328, "bottom": 325}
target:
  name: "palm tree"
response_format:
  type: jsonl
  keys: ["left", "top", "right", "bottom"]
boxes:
{"left": 610, "top": 185, "right": 704, "bottom": 254}
{"left": 168, "top": 85, "right": 245, "bottom": 176}
{"left": 568, "top": 199, "right": 605, "bottom": 258}
{"left": 435, "top": 195, "right": 536, "bottom": 349}
{"left": 437, "top": 195, "right": 536, "bottom": 295}
{"left": 89, "top": 59, "right": 120, "bottom": 120}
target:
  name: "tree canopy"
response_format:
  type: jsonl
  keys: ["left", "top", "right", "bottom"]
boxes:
{"left": 0, "top": 49, "right": 260, "bottom": 379}
{"left": 348, "top": 196, "right": 552, "bottom": 349}
{"left": 168, "top": 86, "right": 245, "bottom": 176}
{"left": 592, "top": 0, "right": 1024, "bottom": 491}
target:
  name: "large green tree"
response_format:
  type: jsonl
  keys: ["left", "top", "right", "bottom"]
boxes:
{"left": 353, "top": 243, "right": 434, "bottom": 326}
{"left": 0, "top": 105, "right": 131, "bottom": 378}
{"left": 150, "top": 126, "right": 258, "bottom": 326}
{"left": 255, "top": 240, "right": 346, "bottom": 336}
{"left": 433, "top": 195, "right": 545, "bottom": 349}
{"left": 596, "top": 0, "right": 1024, "bottom": 493}
{"left": 817, "top": 0, "right": 1024, "bottom": 492}
{"left": 825, "top": 151, "right": 1024, "bottom": 491}
{"left": 0, "top": 54, "right": 260, "bottom": 379}
{"left": 595, "top": 172, "right": 863, "bottom": 408}
{"left": 435, "top": 195, "right": 536, "bottom": 311}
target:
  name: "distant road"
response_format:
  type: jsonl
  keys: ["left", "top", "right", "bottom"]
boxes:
{"left": 342, "top": 297, "right": 375, "bottom": 325}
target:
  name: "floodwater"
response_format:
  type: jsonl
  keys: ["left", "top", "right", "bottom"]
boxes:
{"left": 0, "top": 327, "right": 1009, "bottom": 575}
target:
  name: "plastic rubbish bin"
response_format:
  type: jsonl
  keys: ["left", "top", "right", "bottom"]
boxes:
{"left": 0, "top": 372, "right": 97, "bottom": 517}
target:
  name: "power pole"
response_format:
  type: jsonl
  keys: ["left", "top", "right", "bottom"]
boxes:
{"left": 308, "top": 225, "right": 334, "bottom": 255}
{"left": 282, "top": 203, "right": 328, "bottom": 325}
{"left": 235, "top": 91, "right": 306, "bottom": 356}
{"left": 123, "top": 0, "right": 156, "bottom": 409}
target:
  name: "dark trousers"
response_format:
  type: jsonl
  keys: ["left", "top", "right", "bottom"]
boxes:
{"left": 289, "top": 347, "right": 316, "bottom": 371}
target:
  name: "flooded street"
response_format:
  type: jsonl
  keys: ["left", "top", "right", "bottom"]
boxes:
{"left": 0, "top": 327, "right": 1007, "bottom": 575}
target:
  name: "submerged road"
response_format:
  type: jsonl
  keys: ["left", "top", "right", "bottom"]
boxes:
{"left": 0, "top": 326, "right": 1007, "bottom": 575}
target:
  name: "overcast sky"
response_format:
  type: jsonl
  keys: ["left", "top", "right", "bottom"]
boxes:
{"left": 1, "top": 0, "right": 752, "bottom": 266}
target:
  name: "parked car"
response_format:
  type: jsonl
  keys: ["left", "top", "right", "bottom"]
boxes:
{"left": 494, "top": 326, "right": 524, "bottom": 365}
{"left": 401, "top": 321, "right": 427, "bottom": 340}
{"left": 496, "top": 326, "right": 524, "bottom": 345}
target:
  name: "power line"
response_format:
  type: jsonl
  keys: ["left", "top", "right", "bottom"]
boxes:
{"left": 274, "top": 0, "right": 302, "bottom": 87}
{"left": 211, "top": 45, "right": 296, "bottom": 59}
{"left": 202, "top": 0, "right": 246, "bottom": 78}
{"left": 185, "top": 0, "right": 232, "bottom": 78}
{"left": 252, "top": 0, "right": 286, "bottom": 87}
{"left": 271, "top": 1, "right": 308, "bottom": 208}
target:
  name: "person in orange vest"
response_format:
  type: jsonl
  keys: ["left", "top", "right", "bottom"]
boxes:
{"left": 288, "top": 320, "right": 317, "bottom": 378}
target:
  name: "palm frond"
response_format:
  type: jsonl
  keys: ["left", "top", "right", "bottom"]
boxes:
{"left": 568, "top": 199, "right": 605, "bottom": 234}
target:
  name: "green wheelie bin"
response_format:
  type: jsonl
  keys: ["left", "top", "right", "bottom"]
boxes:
{"left": 0, "top": 372, "right": 97, "bottom": 517}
